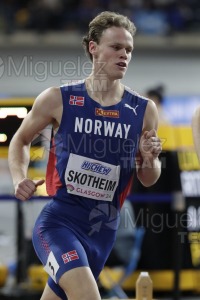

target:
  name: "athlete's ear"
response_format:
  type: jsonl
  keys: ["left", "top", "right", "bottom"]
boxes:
{"left": 89, "top": 41, "right": 98, "bottom": 58}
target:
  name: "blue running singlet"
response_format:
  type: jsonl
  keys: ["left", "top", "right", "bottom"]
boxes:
{"left": 32, "top": 80, "right": 147, "bottom": 299}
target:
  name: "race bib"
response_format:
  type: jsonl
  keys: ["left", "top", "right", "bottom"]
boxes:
{"left": 65, "top": 153, "right": 120, "bottom": 201}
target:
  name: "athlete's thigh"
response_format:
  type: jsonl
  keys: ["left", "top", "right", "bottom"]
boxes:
{"left": 33, "top": 222, "right": 89, "bottom": 281}
{"left": 59, "top": 266, "right": 101, "bottom": 300}
{"left": 40, "top": 283, "right": 62, "bottom": 300}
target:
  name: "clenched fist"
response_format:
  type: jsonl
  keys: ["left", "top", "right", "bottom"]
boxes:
{"left": 15, "top": 178, "right": 45, "bottom": 201}
{"left": 139, "top": 129, "right": 162, "bottom": 161}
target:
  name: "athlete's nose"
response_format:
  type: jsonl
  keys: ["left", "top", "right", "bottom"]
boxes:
{"left": 120, "top": 48, "right": 128, "bottom": 60}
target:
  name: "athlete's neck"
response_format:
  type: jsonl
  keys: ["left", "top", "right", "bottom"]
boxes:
{"left": 85, "top": 76, "right": 124, "bottom": 107}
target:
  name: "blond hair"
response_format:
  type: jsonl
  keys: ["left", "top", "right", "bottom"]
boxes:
{"left": 82, "top": 11, "right": 136, "bottom": 61}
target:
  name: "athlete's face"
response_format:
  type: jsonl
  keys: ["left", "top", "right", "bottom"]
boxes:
{"left": 90, "top": 26, "right": 133, "bottom": 80}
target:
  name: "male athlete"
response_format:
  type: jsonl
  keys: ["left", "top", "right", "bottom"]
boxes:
{"left": 8, "top": 11, "right": 162, "bottom": 300}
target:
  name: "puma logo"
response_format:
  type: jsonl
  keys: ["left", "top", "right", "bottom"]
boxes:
{"left": 124, "top": 103, "right": 139, "bottom": 116}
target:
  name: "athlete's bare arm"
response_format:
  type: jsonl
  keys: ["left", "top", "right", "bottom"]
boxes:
{"left": 136, "top": 99, "right": 162, "bottom": 186}
{"left": 8, "top": 87, "right": 62, "bottom": 201}
{"left": 192, "top": 106, "right": 200, "bottom": 162}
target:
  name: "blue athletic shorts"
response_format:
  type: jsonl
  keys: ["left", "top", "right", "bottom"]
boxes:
{"left": 32, "top": 199, "right": 118, "bottom": 300}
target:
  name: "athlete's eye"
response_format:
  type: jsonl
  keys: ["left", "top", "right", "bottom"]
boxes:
{"left": 126, "top": 48, "right": 133, "bottom": 54}
{"left": 112, "top": 45, "right": 120, "bottom": 51}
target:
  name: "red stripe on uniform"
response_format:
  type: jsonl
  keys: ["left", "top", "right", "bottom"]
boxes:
{"left": 46, "top": 137, "right": 62, "bottom": 196}
{"left": 119, "top": 175, "right": 134, "bottom": 208}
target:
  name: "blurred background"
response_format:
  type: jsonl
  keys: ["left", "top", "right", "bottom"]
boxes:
{"left": 0, "top": 0, "right": 200, "bottom": 299}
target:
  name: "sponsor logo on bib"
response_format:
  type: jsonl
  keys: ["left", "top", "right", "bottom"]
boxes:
{"left": 65, "top": 154, "right": 120, "bottom": 201}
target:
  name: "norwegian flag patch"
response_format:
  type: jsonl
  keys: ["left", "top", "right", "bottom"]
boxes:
{"left": 62, "top": 250, "right": 79, "bottom": 264}
{"left": 69, "top": 95, "right": 85, "bottom": 106}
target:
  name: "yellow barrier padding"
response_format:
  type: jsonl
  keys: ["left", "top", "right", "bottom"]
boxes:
{"left": 0, "top": 147, "right": 9, "bottom": 159}
{"left": 158, "top": 125, "right": 177, "bottom": 151}
{"left": 0, "top": 98, "right": 34, "bottom": 106}
{"left": 0, "top": 265, "right": 8, "bottom": 287}
{"left": 27, "top": 168, "right": 46, "bottom": 178}
{"left": 28, "top": 265, "right": 48, "bottom": 290}
{"left": 0, "top": 146, "right": 46, "bottom": 160}
{"left": 174, "top": 126, "right": 194, "bottom": 149}
{"left": 188, "top": 232, "right": 200, "bottom": 268}
{"left": 158, "top": 125, "right": 195, "bottom": 151}
{"left": 99, "top": 268, "right": 200, "bottom": 292}
{"left": 177, "top": 151, "right": 200, "bottom": 170}
{"left": 194, "top": 270, "right": 200, "bottom": 292}
{"left": 99, "top": 268, "right": 173, "bottom": 291}
{"left": 27, "top": 265, "right": 200, "bottom": 293}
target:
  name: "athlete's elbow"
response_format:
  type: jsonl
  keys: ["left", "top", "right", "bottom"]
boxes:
{"left": 139, "top": 177, "right": 159, "bottom": 187}
{"left": 137, "top": 170, "right": 161, "bottom": 187}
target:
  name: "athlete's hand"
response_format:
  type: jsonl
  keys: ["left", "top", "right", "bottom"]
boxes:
{"left": 139, "top": 129, "right": 162, "bottom": 161}
{"left": 14, "top": 178, "right": 45, "bottom": 201}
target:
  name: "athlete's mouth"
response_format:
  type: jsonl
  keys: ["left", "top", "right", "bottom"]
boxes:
{"left": 116, "top": 62, "right": 127, "bottom": 68}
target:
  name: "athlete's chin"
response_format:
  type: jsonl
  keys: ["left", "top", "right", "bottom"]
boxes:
{"left": 117, "top": 69, "right": 127, "bottom": 78}
{"left": 109, "top": 72, "right": 125, "bottom": 80}
{"left": 118, "top": 73, "right": 125, "bottom": 79}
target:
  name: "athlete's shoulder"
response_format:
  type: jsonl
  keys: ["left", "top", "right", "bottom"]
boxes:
{"left": 125, "top": 86, "right": 158, "bottom": 108}
{"left": 60, "top": 79, "right": 85, "bottom": 92}
{"left": 124, "top": 86, "right": 148, "bottom": 102}
{"left": 35, "top": 86, "right": 62, "bottom": 106}
{"left": 31, "top": 86, "right": 62, "bottom": 122}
